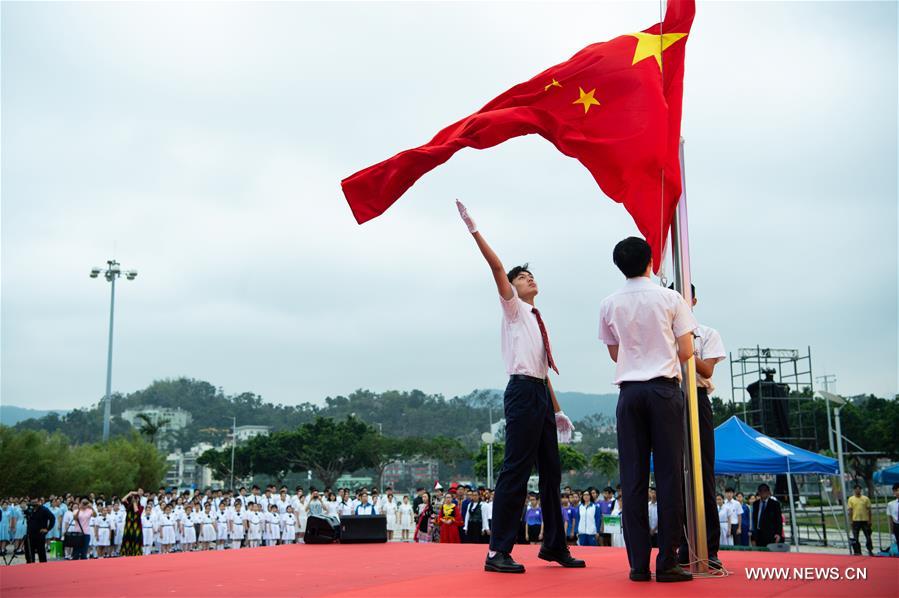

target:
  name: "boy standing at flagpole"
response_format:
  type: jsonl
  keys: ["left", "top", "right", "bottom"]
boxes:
{"left": 456, "top": 200, "right": 584, "bottom": 574}
{"left": 599, "top": 237, "right": 697, "bottom": 583}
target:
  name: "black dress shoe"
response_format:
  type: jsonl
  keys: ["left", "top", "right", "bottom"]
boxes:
{"left": 537, "top": 547, "right": 586, "bottom": 568}
{"left": 629, "top": 569, "right": 651, "bottom": 582}
{"left": 708, "top": 556, "right": 724, "bottom": 570}
{"left": 656, "top": 565, "right": 693, "bottom": 582}
{"left": 484, "top": 552, "right": 526, "bottom": 573}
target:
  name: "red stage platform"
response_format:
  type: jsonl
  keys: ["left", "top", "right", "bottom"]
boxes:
{"left": 1, "top": 544, "right": 896, "bottom": 597}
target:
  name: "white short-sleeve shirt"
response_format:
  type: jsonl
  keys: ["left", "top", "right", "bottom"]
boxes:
{"left": 500, "top": 287, "right": 550, "bottom": 378}
{"left": 599, "top": 277, "right": 698, "bottom": 384}
{"left": 695, "top": 324, "right": 726, "bottom": 391}
{"left": 887, "top": 499, "right": 898, "bottom": 524}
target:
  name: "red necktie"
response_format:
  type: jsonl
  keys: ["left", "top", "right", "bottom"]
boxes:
{"left": 531, "top": 307, "right": 559, "bottom": 375}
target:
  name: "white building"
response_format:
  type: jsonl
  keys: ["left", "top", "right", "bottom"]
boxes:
{"left": 121, "top": 407, "right": 193, "bottom": 432}
{"left": 165, "top": 442, "right": 217, "bottom": 490}
{"left": 232, "top": 425, "right": 271, "bottom": 443}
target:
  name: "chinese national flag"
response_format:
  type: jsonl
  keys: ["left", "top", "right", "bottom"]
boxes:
{"left": 342, "top": 0, "right": 694, "bottom": 269}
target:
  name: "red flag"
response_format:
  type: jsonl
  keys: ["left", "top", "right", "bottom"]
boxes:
{"left": 342, "top": 1, "right": 694, "bottom": 270}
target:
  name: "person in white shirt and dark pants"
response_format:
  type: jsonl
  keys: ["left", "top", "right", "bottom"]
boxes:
{"left": 456, "top": 200, "right": 582, "bottom": 575}
{"left": 599, "top": 237, "right": 697, "bottom": 583}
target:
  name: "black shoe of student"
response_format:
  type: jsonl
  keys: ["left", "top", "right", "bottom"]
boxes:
{"left": 537, "top": 547, "right": 586, "bottom": 568}
{"left": 708, "top": 556, "right": 724, "bottom": 570}
{"left": 629, "top": 569, "right": 651, "bottom": 582}
{"left": 656, "top": 565, "right": 693, "bottom": 582}
{"left": 484, "top": 552, "right": 526, "bottom": 573}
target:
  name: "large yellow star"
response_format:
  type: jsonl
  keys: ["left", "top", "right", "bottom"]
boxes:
{"left": 572, "top": 87, "right": 600, "bottom": 114}
{"left": 628, "top": 32, "right": 688, "bottom": 68}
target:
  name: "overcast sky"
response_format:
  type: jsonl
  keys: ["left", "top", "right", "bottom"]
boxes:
{"left": 2, "top": 1, "right": 896, "bottom": 411}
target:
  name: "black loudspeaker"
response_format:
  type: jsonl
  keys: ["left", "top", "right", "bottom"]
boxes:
{"left": 339, "top": 515, "right": 388, "bottom": 544}
{"left": 305, "top": 515, "right": 340, "bottom": 544}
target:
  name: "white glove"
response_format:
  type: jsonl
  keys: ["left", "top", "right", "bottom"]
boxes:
{"left": 455, "top": 199, "right": 477, "bottom": 233}
{"left": 555, "top": 411, "right": 574, "bottom": 444}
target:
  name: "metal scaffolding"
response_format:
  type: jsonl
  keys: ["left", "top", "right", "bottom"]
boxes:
{"left": 729, "top": 345, "right": 819, "bottom": 450}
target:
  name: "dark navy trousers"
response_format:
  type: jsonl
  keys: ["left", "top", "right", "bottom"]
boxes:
{"left": 489, "top": 377, "right": 566, "bottom": 554}
{"left": 616, "top": 378, "right": 685, "bottom": 572}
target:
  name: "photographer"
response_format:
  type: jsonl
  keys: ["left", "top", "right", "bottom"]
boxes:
{"left": 24, "top": 498, "right": 56, "bottom": 563}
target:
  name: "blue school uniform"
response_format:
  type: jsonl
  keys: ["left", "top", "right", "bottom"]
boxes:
{"left": 0, "top": 507, "right": 11, "bottom": 542}
{"left": 47, "top": 506, "right": 65, "bottom": 540}
{"left": 12, "top": 506, "right": 26, "bottom": 540}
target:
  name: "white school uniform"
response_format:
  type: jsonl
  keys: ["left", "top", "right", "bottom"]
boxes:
{"left": 95, "top": 515, "right": 112, "bottom": 546}
{"left": 199, "top": 512, "right": 217, "bottom": 542}
{"left": 158, "top": 514, "right": 177, "bottom": 545}
{"left": 181, "top": 513, "right": 198, "bottom": 544}
{"left": 280, "top": 513, "right": 297, "bottom": 542}
{"left": 141, "top": 513, "right": 156, "bottom": 546}
{"left": 216, "top": 511, "right": 230, "bottom": 541}
{"left": 399, "top": 503, "right": 414, "bottom": 531}
{"left": 599, "top": 277, "right": 698, "bottom": 384}
{"left": 500, "top": 286, "right": 550, "bottom": 378}
{"left": 247, "top": 511, "right": 263, "bottom": 541}
{"left": 694, "top": 324, "right": 725, "bottom": 391}
{"left": 62, "top": 509, "right": 76, "bottom": 535}
{"left": 111, "top": 509, "right": 125, "bottom": 545}
{"left": 325, "top": 500, "right": 340, "bottom": 518}
{"left": 718, "top": 505, "right": 733, "bottom": 546}
{"left": 648, "top": 501, "right": 659, "bottom": 534}
{"left": 265, "top": 512, "right": 281, "bottom": 543}
{"left": 383, "top": 500, "right": 398, "bottom": 531}
{"left": 724, "top": 498, "right": 741, "bottom": 529}
{"left": 230, "top": 511, "right": 246, "bottom": 541}
{"left": 298, "top": 503, "right": 309, "bottom": 533}
{"left": 337, "top": 500, "right": 354, "bottom": 517}
{"left": 610, "top": 503, "right": 625, "bottom": 547}
{"left": 276, "top": 495, "right": 290, "bottom": 515}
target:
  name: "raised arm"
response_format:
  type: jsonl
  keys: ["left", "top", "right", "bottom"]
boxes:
{"left": 456, "top": 200, "right": 513, "bottom": 301}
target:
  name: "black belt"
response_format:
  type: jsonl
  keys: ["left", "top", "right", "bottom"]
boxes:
{"left": 510, "top": 374, "right": 547, "bottom": 385}
{"left": 620, "top": 376, "right": 679, "bottom": 387}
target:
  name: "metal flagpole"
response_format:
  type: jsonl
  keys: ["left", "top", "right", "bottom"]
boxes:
{"left": 670, "top": 137, "right": 709, "bottom": 572}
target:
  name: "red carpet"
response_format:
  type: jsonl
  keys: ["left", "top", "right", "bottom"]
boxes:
{"left": 1, "top": 544, "right": 896, "bottom": 597}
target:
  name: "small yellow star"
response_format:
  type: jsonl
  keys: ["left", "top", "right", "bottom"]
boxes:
{"left": 572, "top": 87, "right": 600, "bottom": 114}
{"left": 544, "top": 78, "right": 562, "bottom": 92}
{"left": 628, "top": 32, "right": 688, "bottom": 68}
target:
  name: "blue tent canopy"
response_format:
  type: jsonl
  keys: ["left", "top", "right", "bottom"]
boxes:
{"left": 873, "top": 463, "right": 899, "bottom": 485}
{"left": 712, "top": 416, "right": 838, "bottom": 475}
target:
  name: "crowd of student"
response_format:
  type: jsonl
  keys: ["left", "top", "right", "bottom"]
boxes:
{"left": 2, "top": 484, "right": 423, "bottom": 562}
{"left": 7, "top": 480, "right": 895, "bottom": 564}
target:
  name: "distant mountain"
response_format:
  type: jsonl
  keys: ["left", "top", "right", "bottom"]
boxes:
{"left": 554, "top": 391, "right": 618, "bottom": 421}
{"left": 487, "top": 390, "right": 617, "bottom": 422}
{"left": 1, "top": 406, "right": 68, "bottom": 427}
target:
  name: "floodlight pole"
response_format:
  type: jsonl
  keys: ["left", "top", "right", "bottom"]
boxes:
{"left": 670, "top": 138, "right": 709, "bottom": 572}
{"left": 102, "top": 271, "right": 117, "bottom": 442}
{"left": 91, "top": 259, "right": 137, "bottom": 442}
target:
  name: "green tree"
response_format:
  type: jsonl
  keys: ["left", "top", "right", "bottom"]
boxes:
{"left": 276, "top": 416, "right": 376, "bottom": 488}
{"left": 590, "top": 450, "right": 619, "bottom": 485}
{"left": 0, "top": 428, "right": 167, "bottom": 497}
{"left": 558, "top": 445, "right": 587, "bottom": 472}
{"left": 134, "top": 413, "right": 171, "bottom": 447}
{"left": 360, "top": 434, "right": 428, "bottom": 491}
{"left": 421, "top": 435, "right": 469, "bottom": 477}
{"left": 0, "top": 428, "right": 70, "bottom": 496}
